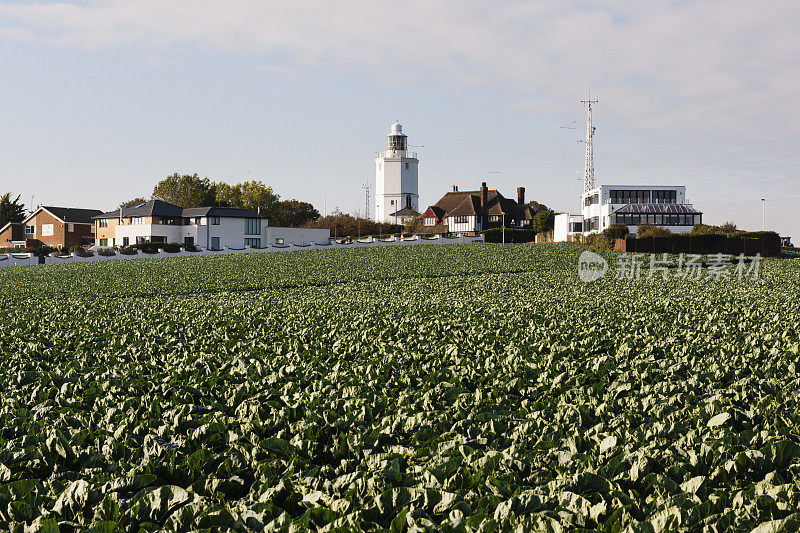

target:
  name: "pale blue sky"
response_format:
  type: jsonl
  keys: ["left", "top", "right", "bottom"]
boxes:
{"left": 1, "top": 1, "right": 798, "bottom": 237}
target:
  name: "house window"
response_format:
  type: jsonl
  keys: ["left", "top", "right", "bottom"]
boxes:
{"left": 195, "top": 217, "right": 202, "bottom": 225}
{"left": 41, "top": 224, "right": 54, "bottom": 237}
{"left": 122, "top": 237, "right": 129, "bottom": 246}
{"left": 453, "top": 215, "right": 468, "bottom": 224}
{"left": 424, "top": 217, "right": 436, "bottom": 226}
{"left": 245, "top": 218, "right": 261, "bottom": 235}
{"left": 98, "top": 219, "right": 108, "bottom": 228}
{"left": 211, "top": 217, "right": 220, "bottom": 225}
{"left": 68, "top": 223, "right": 74, "bottom": 232}
{"left": 405, "top": 162, "right": 409, "bottom": 169}
{"left": 489, "top": 215, "right": 500, "bottom": 222}
{"left": 211, "top": 237, "right": 220, "bottom": 250}
{"left": 131, "top": 217, "right": 146, "bottom": 225}
{"left": 136, "top": 237, "right": 149, "bottom": 244}
{"left": 521, "top": 219, "right": 530, "bottom": 226}
{"left": 390, "top": 200, "right": 395, "bottom": 205}
{"left": 25, "top": 225, "right": 35, "bottom": 234}
{"left": 99, "top": 238, "right": 108, "bottom": 246}
{"left": 151, "top": 236, "right": 167, "bottom": 243}
{"left": 245, "top": 238, "right": 261, "bottom": 248}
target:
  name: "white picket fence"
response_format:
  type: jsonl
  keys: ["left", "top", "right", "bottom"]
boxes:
{"left": 0, "top": 234, "right": 485, "bottom": 268}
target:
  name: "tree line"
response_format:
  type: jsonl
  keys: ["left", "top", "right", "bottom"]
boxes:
{"left": 121, "top": 173, "right": 320, "bottom": 228}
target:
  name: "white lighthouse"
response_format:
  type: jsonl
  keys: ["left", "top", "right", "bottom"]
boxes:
{"left": 375, "top": 122, "right": 419, "bottom": 224}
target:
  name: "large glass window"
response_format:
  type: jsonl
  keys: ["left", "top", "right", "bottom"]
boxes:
{"left": 245, "top": 218, "right": 261, "bottom": 235}
{"left": 453, "top": 215, "right": 468, "bottom": 224}
{"left": 245, "top": 238, "right": 261, "bottom": 248}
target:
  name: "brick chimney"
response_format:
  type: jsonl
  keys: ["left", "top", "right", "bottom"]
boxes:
{"left": 517, "top": 187, "right": 525, "bottom": 205}
{"left": 481, "top": 182, "right": 488, "bottom": 208}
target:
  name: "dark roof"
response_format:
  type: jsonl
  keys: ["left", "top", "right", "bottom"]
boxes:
{"left": 94, "top": 200, "right": 267, "bottom": 218}
{"left": 40, "top": 206, "right": 104, "bottom": 224}
{"left": 447, "top": 195, "right": 481, "bottom": 216}
{"left": 183, "top": 207, "right": 267, "bottom": 219}
{"left": 95, "top": 201, "right": 265, "bottom": 220}
{"left": 95, "top": 199, "right": 183, "bottom": 219}
{"left": 614, "top": 203, "right": 702, "bottom": 214}
{"left": 388, "top": 206, "right": 420, "bottom": 217}
{"left": 424, "top": 187, "right": 535, "bottom": 220}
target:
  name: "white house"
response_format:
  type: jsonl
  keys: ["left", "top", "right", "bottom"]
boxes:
{"left": 375, "top": 122, "right": 420, "bottom": 224}
{"left": 94, "top": 200, "right": 329, "bottom": 249}
{"left": 554, "top": 184, "right": 703, "bottom": 241}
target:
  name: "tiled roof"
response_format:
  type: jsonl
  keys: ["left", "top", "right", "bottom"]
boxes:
{"left": 95, "top": 201, "right": 265, "bottom": 219}
{"left": 40, "top": 206, "right": 104, "bottom": 224}
{"left": 95, "top": 199, "right": 184, "bottom": 219}
{"left": 614, "top": 203, "right": 702, "bottom": 214}
{"left": 388, "top": 207, "right": 420, "bottom": 217}
{"left": 183, "top": 207, "right": 267, "bottom": 219}
{"left": 447, "top": 194, "right": 482, "bottom": 216}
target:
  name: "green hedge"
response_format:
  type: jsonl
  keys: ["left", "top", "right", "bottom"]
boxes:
{"left": 481, "top": 228, "right": 537, "bottom": 243}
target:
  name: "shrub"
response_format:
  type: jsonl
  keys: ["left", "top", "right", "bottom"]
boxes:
{"left": 481, "top": 228, "right": 536, "bottom": 243}
{"left": 637, "top": 224, "right": 672, "bottom": 238}
{"left": 586, "top": 232, "right": 615, "bottom": 251}
{"left": 119, "top": 247, "right": 138, "bottom": 255}
{"left": 603, "top": 223, "right": 629, "bottom": 240}
{"left": 97, "top": 248, "right": 116, "bottom": 257}
{"left": 73, "top": 248, "right": 94, "bottom": 258}
{"left": 162, "top": 243, "right": 182, "bottom": 253}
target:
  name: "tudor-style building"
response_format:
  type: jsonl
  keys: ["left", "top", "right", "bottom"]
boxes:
{"left": 417, "top": 182, "right": 538, "bottom": 236}
{"left": 0, "top": 206, "right": 102, "bottom": 249}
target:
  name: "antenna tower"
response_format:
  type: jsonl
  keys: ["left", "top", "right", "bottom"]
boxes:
{"left": 581, "top": 97, "right": 598, "bottom": 192}
{"left": 363, "top": 183, "right": 370, "bottom": 220}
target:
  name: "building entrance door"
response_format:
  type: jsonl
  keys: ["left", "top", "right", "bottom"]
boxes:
{"left": 184, "top": 237, "right": 194, "bottom": 247}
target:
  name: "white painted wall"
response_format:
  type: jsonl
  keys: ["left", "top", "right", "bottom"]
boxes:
{"left": 376, "top": 155, "right": 419, "bottom": 223}
{"left": 447, "top": 215, "right": 480, "bottom": 234}
{"left": 266, "top": 227, "right": 330, "bottom": 246}
{"left": 102, "top": 217, "right": 269, "bottom": 249}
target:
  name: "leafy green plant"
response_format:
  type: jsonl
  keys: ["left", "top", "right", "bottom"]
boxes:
{"left": 0, "top": 244, "right": 798, "bottom": 530}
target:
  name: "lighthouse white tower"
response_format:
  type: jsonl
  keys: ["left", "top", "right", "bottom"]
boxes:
{"left": 375, "top": 122, "right": 419, "bottom": 224}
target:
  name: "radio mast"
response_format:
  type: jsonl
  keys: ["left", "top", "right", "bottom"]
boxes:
{"left": 363, "top": 182, "right": 370, "bottom": 220}
{"left": 581, "top": 96, "right": 598, "bottom": 192}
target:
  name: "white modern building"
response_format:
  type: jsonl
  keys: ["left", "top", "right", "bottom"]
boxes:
{"left": 375, "top": 122, "right": 420, "bottom": 224}
{"left": 94, "top": 200, "right": 329, "bottom": 249}
{"left": 554, "top": 184, "right": 703, "bottom": 241}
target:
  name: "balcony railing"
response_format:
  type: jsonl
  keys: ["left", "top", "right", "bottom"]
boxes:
{"left": 378, "top": 150, "right": 418, "bottom": 160}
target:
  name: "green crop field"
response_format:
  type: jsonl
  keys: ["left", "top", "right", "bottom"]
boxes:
{"left": 1, "top": 244, "right": 799, "bottom": 531}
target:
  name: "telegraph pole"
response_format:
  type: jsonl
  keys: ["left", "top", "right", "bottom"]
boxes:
{"left": 581, "top": 96, "right": 598, "bottom": 192}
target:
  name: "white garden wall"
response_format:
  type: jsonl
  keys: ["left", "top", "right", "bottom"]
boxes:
{"left": 0, "top": 234, "right": 485, "bottom": 268}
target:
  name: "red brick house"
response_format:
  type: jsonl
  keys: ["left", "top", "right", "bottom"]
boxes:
{"left": 417, "top": 182, "right": 538, "bottom": 236}
{"left": 0, "top": 206, "right": 103, "bottom": 249}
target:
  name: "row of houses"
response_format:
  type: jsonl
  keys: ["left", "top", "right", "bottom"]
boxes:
{"left": 1, "top": 201, "right": 330, "bottom": 250}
